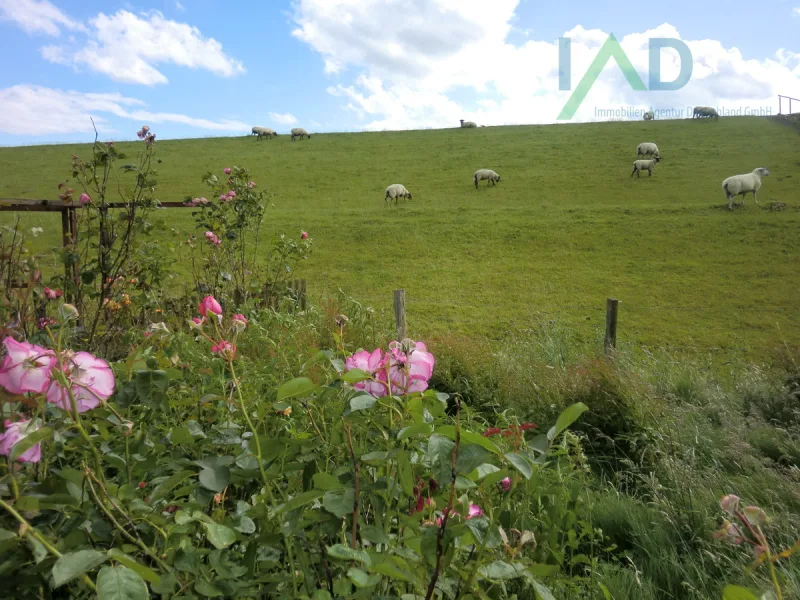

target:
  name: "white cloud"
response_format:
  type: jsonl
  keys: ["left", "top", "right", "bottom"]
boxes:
{"left": 794, "top": 7, "right": 800, "bottom": 16}
{"left": 36, "top": 9, "right": 244, "bottom": 85}
{"left": 269, "top": 112, "right": 298, "bottom": 125}
{"left": 175, "top": 1, "right": 185, "bottom": 12}
{"left": 0, "top": 84, "right": 248, "bottom": 136}
{"left": 0, "top": 0, "right": 85, "bottom": 36}
{"left": 292, "top": 0, "right": 800, "bottom": 129}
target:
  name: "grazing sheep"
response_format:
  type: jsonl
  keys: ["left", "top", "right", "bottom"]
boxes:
{"left": 252, "top": 126, "right": 277, "bottom": 140}
{"left": 460, "top": 119, "right": 477, "bottom": 128}
{"left": 631, "top": 156, "right": 661, "bottom": 178}
{"left": 474, "top": 169, "right": 500, "bottom": 188}
{"left": 291, "top": 128, "right": 311, "bottom": 140}
{"left": 385, "top": 184, "right": 412, "bottom": 204}
{"left": 643, "top": 111, "right": 654, "bottom": 121}
{"left": 693, "top": 106, "right": 720, "bottom": 120}
{"left": 722, "top": 167, "right": 770, "bottom": 210}
{"left": 636, "top": 142, "right": 660, "bottom": 158}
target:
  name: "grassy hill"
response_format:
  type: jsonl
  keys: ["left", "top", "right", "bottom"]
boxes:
{"left": 1, "top": 116, "right": 798, "bottom": 357}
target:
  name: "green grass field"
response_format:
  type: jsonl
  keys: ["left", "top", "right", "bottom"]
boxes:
{"left": 2, "top": 116, "right": 798, "bottom": 357}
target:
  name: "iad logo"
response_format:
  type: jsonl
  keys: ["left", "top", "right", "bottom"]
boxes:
{"left": 558, "top": 34, "right": 693, "bottom": 120}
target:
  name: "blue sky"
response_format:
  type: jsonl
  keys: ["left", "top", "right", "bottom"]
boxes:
{"left": 0, "top": 0, "right": 798, "bottom": 145}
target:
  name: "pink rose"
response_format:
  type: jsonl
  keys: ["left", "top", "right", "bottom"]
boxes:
{"left": 231, "top": 314, "right": 248, "bottom": 332}
{"left": 499, "top": 477, "right": 511, "bottom": 492}
{"left": 467, "top": 504, "right": 484, "bottom": 519}
{"left": 227, "top": 190, "right": 236, "bottom": 198}
{"left": 211, "top": 340, "right": 235, "bottom": 359}
{"left": 345, "top": 348, "right": 389, "bottom": 397}
{"left": 0, "top": 337, "right": 56, "bottom": 395}
{"left": 43, "top": 287, "right": 62, "bottom": 300}
{"left": 720, "top": 494, "right": 740, "bottom": 515}
{"left": 378, "top": 341, "right": 435, "bottom": 395}
{"left": 224, "top": 168, "right": 231, "bottom": 175}
{"left": 46, "top": 351, "right": 115, "bottom": 413}
{"left": 0, "top": 419, "right": 42, "bottom": 463}
{"left": 79, "top": 193, "right": 91, "bottom": 205}
{"left": 218, "top": 194, "right": 228, "bottom": 202}
{"left": 300, "top": 231, "right": 309, "bottom": 240}
{"left": 198, "top": 296, "right": 222, "bottom": 319}
{"left": 248, "top": 181, "right": 256, "bottom": 188}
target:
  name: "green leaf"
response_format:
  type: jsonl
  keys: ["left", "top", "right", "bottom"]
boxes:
{"left": 198, "top": 466, "right": 230, "bottom": 493}
{"left": 313, "top": 473, "right": 344, "bottom": 490}
{"left": 721, "top": 586, "right": 761, "bottom": 600}
{"left": 194, "top": 579, "right": 224, "bottom": 597}
{"left": 505, "top": 452, "right": 533, "bottom": 479}
{"left": 150, "top": 470, "right": 194, "bottom": 502}
{"left": 349, "top": 395, "right": 377, "bottom": 412}
{"left": 547, "top": 402, "right": 588, "bottom": 441}
{"left": 532, "top": 580, "right": 556, "bottom": 600}
{"left": 51, "top": 549, "right": 108, "bottom": 588}
{"left": 134, "top": 369, "right": 170, "bottom": 407}
{"left": 370, "top": 559, "right": 417, "bottom": 583}
{"left": 9, "top": 427, "right": 52, "bottom": 462}
{"left": 202, "top": 523, "right": 237, "bottom": 549}
{"left": 471, "top": 463, "right": 501, "bottom": 480}
{"left": 597, "top": 582, "right": 612, "bottom": 600}
{"left": 169, "top": 426, "right": 193, "bottom": 445}
{"left": 428, "top": 435, "right": 456, "bottom": 484}
{"left": 397, "top": 424, "right": 433, "bottom": 440}
{"left": 312, "top": 591, "right": 333, "bottom": 600}
{"left": 96, "top": 565, "right": 149, "bottom": 600}
{"left": 361, "top": 450, "right": 394, "bottom": 464}
{"left": 528, "top": 564, "right": 559, "bottom": 578}
{"left": 271, "top": 490, "right": 324, "bottom": 516}
{"left": 0, "top": 528, "right": 15, "bottom": 541}
{"left": 396, "top": 450, "right": 414, "bottom": 497}
{"left": 323, "top": 488, "right": 355, "bottom": 518}
{"left": 479, "top": 560, "right": 526, "bottom": 580}
{"left": 277, "top": 377, "right": 316, "bottom": 401}
{"left": 327, "top": 544, "right": 371, "bottom": 566}
{"left": 347, "top": 567, "right": 382, "bottom": 588}
{"left": 340, "top": 368, "right": 371, "bottom": 383}
{"left": 360, "top": 525, "right": 390, "bottom": 546}
{"left": 106, "top": 550, "right": 161, "bottom": 584}
{"left": 435, "top": 426, "right": 502, "bottom": 455}
{"left": 456, "top": 444, "right": 490, "bottom": 475}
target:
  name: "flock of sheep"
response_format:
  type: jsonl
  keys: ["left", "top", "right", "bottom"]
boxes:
{"left": 252, "top": 112, "right": 769, "bottom": 210}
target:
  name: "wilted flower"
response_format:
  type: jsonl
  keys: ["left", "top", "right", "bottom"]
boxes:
{"left": 0, "top": 337, "right": 56, "bottom": 395}
{"left": 0, "top": 419, "right": 43, "bottom": 463}
{"left": 204, "top": 231, "right": 222, "bottom": 247}
{"left": 196, "top": 197, "right": 208, "bottom": 205}
{"left": 189, "top": 316, "right": 206, "bottom": 330}
{"left": 46, "top": 351, "right": 115, "bottom": 413}
{"left": 248, "top": 181, "right": 256, "bottom": 188}
{"left": 144, "top": 132, "right": 156, "bottom": 146}
{"left": 714, "top": 521, "right": 745, "bottom": 545}
{"left": 43, "top": 287, "right": 62, "bottom": 300}
{"left": 121, "top": 293, "right": 131, "bottom": 306}
{"left": 300, "top": 231, "right": 309, "bottom": 240}
{"left": 79, "top": 193, "right": 91, "bottom": 205}
{"left": 435, "top": 508, "right": 460, "bottom": 527}
{"left": 720, "top": 494, "right": 740, "bottom": 515}
{"left": 467, "top": 504, "right": 484, "bottom": 519}
{"left": 105, "top": 300, "right": 122, "bottom": 311}
{"left": 231, "top": 314, "right": 248, "bottom": 332}
{"left": 742, "top": 506, "right": 768, "bottom": 527}
{"left": 58, "top": 304, "right": 80, "bottom": 321}
{"left": 37, "top": 317, "right": 58, "bottom": 330}
{"left": 499, "top": 477, "right": 511, "bottom": 492}
{"left": 218, "top": 194, "right": 228, "bottom": 202}
{"left": 335, "top": 314, "right": 349, "bottom": 327}
{"left": 148, "top": 322, "right": 170, "bottom": 336}
{"left": 519, "top": 422, "right": 538, "bottom": 431}
{"left": 211, "top": 340, "right": 235, "bottom": 359}
{"left": 227, "top": 190, "right": 236, "bottom": 198}
{"left": 483, "top": 427, "right": 502, "bottom": 437}
{"left": 30, "top": 227, "right": 44, "bottom": 237}
{"left": 224, "top": 167, "right": 231, "bottom": 175}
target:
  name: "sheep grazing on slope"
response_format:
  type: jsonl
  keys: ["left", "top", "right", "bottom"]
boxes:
{"left": 643, "top": 111, "right": 654, "bottom": 121}
{"left": 636, "top": 142, "right": 660, "bottom": 159}
{"left": 722, "top": 168, "right": 770, "bottom": 210}
{"left": 631, "top": 156, "right": 661, "bottom": 178}
{"left": 474, "top": 169, "right": 500, "bottom": 188}
{"left": 460, "top": 119, "right": 477, "bottom": 128}
{"left": 385, "top": 184, "right": 412, "bottom": 204}
{"left": 693, "top": 106, "right": 720, "bottom": 120}
{"left": 252, "top": 126, "right": 277, "bottom": 140}
{"left": 291, "top": 128, "right": 311, "bottom": 140}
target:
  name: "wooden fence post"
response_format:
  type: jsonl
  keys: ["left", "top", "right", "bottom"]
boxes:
{"left": 393, "top": 289, "right": 406, "bottom": 340}
{"left": 604, "top": 298, "right": 619, "bottom": 356}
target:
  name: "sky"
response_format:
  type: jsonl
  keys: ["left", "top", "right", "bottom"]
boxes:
{"left": 0, "top": 0, "right": 799, "bottom": 145}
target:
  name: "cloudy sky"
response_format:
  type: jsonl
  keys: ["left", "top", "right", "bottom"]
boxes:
{"left": 1, "top": 0, "right": 799, "bottom": 144}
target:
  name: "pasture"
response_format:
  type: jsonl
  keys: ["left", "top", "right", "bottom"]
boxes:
{"left": 1, "top": 116, "right": 798, "bottom": 357}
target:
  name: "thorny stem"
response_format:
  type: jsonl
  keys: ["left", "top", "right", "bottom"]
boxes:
{"left": 5, "top": 458, "right": 20, "bottom": 500}
{"left": 344, "top": 421, "right": 360, "bottom": 548}
{"left": 425, "top": 397, "right": 461, "bottom": 600}
{"left": 0, "top": 498, "right": 96, "bottom": 592}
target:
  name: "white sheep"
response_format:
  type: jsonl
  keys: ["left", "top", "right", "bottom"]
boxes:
{"left": 385, "top": 184, "right": 412, "bottom": 204}
{"left": 643, "top": 111, "right": 654, "bottom": 121}
{"left": 252, "top": 126, "right": 277, "bottom": 140}
{"left": 631, "top": 156, "right": 661, "bottom": 178}
{"left": 721, "top": 168, "right": 770, "bottom": 210}
{"left": 291, "top": 128, "right": 311, "bottom": 140}
{"left": 693, "top": 106, "right": 719, "bottom": 120}
{"left": 636, "top": 142, "right": 660, "bottom": 158}
{"left": 460, "top": 119, "right": 477, "bottom": 128}
{"left": 474, "top": 169, "right": 500, "bottom": 188}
